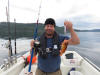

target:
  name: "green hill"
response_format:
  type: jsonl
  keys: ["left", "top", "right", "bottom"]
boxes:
{"left": 0, "top": 22, "right": 64, "bottom": 39}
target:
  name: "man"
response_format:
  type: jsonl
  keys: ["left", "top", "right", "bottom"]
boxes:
{"left": 31, "top": 18, "right": 80, "bottom": 75}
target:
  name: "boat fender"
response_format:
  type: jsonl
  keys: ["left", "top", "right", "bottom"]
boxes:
{"left": 24, "top": 55, "right": 37, "bottom": 67}
{"left": 27, "top": 55, "right": 37, "bottom": 64}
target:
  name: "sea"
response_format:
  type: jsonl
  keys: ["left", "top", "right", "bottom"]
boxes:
{"left": 0, "top": 32, "right": 100, "bottom": 68}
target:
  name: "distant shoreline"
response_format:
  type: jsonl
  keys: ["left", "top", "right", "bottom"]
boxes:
{"left": 74, "top": 29, "right": 100, "bottom": 32}
{"left": 0, "top": 22, "right": 64, "bottom": 39}
{"left": 0, "top": 22, "right": 100, "bottom": 39}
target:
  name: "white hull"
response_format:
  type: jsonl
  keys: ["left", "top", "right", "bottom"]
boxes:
{"left": 0, "top": 51, "right": 100, "bottom": 75}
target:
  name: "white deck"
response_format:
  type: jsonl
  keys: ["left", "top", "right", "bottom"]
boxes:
{"left": 0, "top": 51, "right": 100, "bottom": 75}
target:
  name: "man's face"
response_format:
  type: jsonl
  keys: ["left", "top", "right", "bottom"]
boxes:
{"left": 44, "top": 24, "right": 55, "bottom": 36}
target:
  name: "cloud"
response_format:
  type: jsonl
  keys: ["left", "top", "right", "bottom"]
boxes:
{"left": 72, "top": 16, "right": 100, "bottom": 30}
{"left": 0, "top": 0, "right": 100, "bottom": 30}
{"left": 56, "top": 15, "right": 100, "bottom": 29}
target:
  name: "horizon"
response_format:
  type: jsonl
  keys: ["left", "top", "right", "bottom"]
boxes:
{"left": 0, "top": 21, "right": 100, "bottom": 30}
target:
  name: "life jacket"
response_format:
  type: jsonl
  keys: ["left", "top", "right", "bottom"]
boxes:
{"left": 38, "top": 31, "right": 61, "bottom": 59}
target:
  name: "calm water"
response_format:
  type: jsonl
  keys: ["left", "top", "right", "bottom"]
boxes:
{"left": 0, "top": 32, "right": 100, "bottom": 68}
{"left": 68, "top": 32, "right": 100, "bottom": 68}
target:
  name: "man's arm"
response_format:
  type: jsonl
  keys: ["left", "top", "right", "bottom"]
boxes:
{"left": 64, "top": 21, "right": 80, "bottom": 45}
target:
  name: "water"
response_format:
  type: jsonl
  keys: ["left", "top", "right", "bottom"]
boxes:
{"left": 67, "top": 32, "right": 100, "bottom": 68}
{"left": 0, "top": 38, "right": 31, "bottom": 65}
{"left": 0, "top": 32, "right": 100, "bottom": 68}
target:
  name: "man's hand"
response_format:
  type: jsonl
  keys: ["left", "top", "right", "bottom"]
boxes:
{"left": 30, "top": 39, "right": 38, "bottom": 56}
{"left": 64, "top": 21, "right": 73, "bottom": 31}
{"left": 64, "top": 20, "right": 80, "bottom": 45}
{"left": 30, "top": 39, "right": 35, "bottom": 48}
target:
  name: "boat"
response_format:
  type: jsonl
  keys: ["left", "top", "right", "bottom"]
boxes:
{"left": 0, "top": 51, "right": 100, "bottom": 75}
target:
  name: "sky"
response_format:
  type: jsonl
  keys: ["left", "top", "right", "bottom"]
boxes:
{"left": 0, "top": 0, "right": 100, "bottom": 30}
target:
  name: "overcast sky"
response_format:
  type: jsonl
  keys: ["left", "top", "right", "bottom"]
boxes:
{"left": 0, "top": 0, "right": 100, "bottom": 29}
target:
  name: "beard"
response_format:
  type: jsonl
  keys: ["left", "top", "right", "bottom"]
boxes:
{"left": 46, "top": 33, "right": 52, "bottom": 36}
{"left": 45, "top": 30, "right": 54, "bottom": 37}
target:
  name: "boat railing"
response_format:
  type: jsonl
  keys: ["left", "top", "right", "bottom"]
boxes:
{"left": 83, "top": 57, "right": 100, "bottom": 72}
{"left": 73, "top": 51, "right": 100, "bottom": 72}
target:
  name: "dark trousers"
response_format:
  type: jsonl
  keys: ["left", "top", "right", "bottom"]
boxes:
{"left": 35, "top": 68, "right": 62, "bottom": 75}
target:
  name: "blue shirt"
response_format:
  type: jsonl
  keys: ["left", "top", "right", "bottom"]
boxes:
{"left": 38, "top": 35, "right": 69, "bottom": 72}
